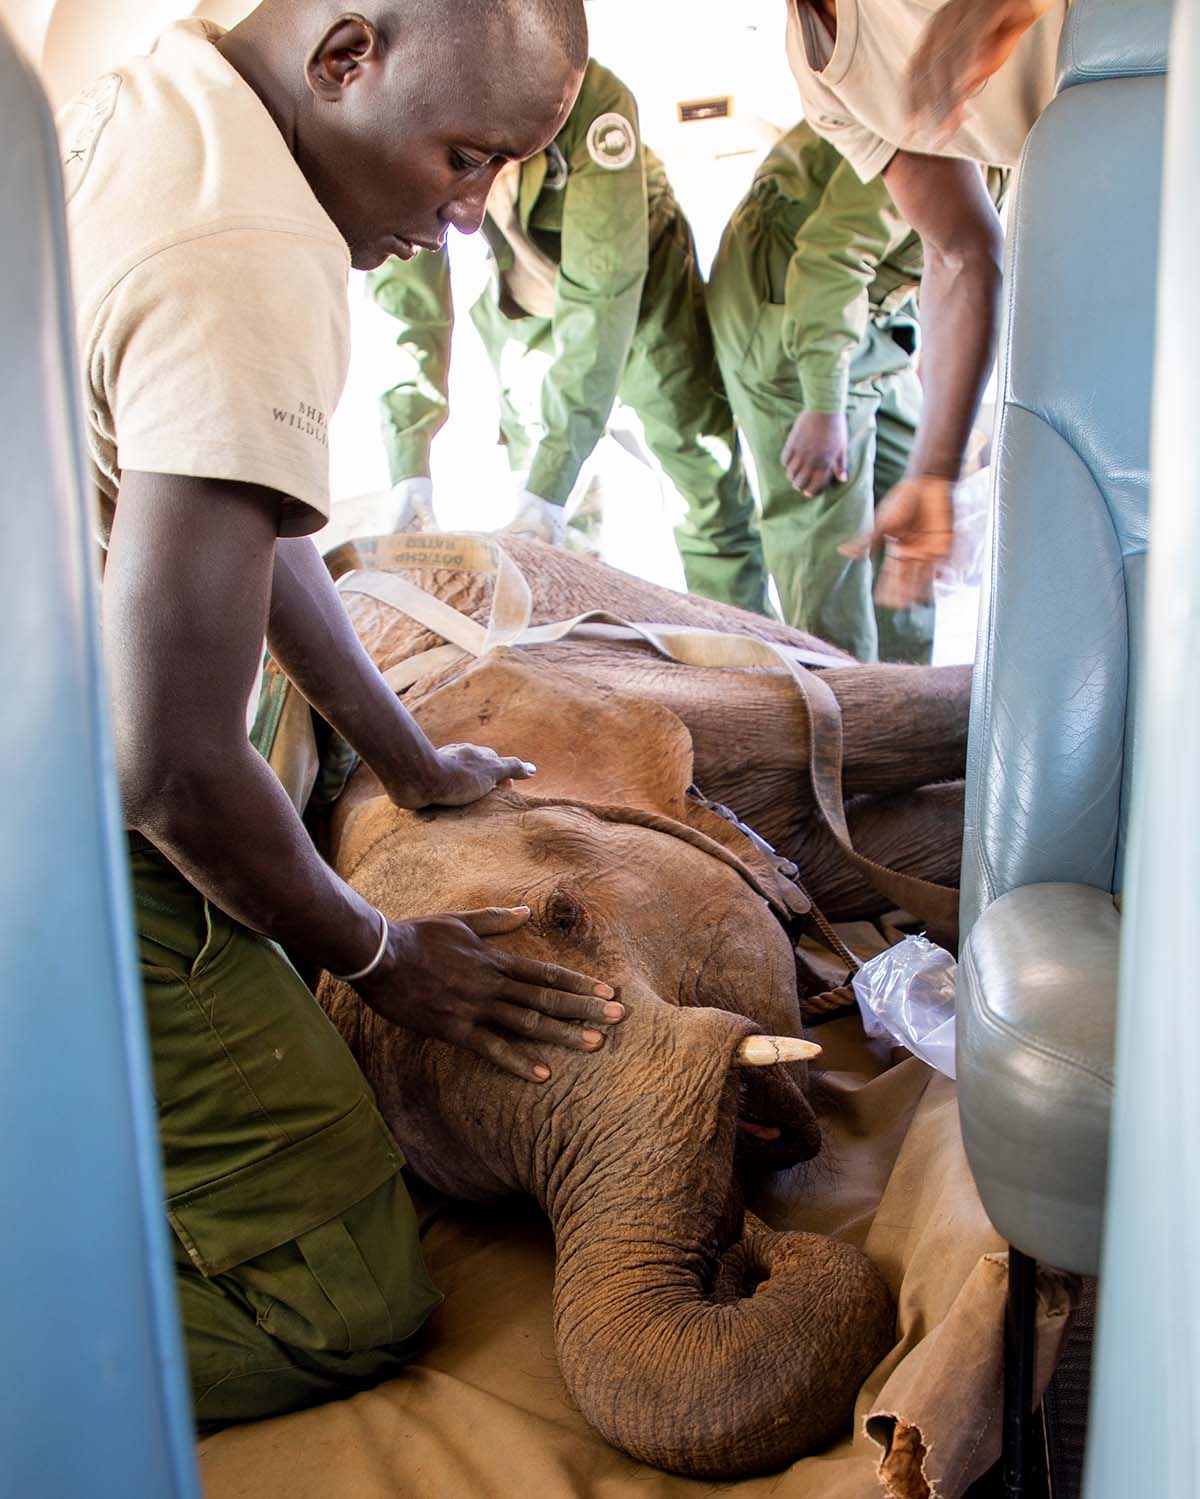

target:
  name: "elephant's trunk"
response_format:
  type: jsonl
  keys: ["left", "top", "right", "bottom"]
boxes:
{"left": 541, "top": 1006, "right": 894, "bottom": 1478}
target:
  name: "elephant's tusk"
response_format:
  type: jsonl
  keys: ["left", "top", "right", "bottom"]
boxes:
{"left": 732, "top": 1035, "right": 822, "bottom": 1067}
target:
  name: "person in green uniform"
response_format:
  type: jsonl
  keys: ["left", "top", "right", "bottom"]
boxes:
{"left": 708, "top": 120, "right": 1004, "bottom": 661}
{"left": 368, "top": 57, "right": 766, "bottom": 615}
{"left": 60, "top": 0, "right": 625, "bottom": 1430}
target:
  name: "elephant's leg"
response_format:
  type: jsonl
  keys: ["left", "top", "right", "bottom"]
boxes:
{"left": 520, "top": 644, "right": 969, "bottom": 816}
{"left": 790, "top": 779, "right": 966, "bottom": 923}
{"left": 825, "top": 663, "right": 972, "bottom": 798}
{"left": 401, "top": 635, "right": 971, "bottom": 914}
{"left": 519, "top": 648, "right": 972, "bottom": 808}
{"left": 412, "top": 643, "right": 971, "bottom": 868}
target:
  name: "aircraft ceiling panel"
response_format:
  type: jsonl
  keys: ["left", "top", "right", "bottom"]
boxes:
{"left": 0, "top": 0, "right": 802, "bottom": 139}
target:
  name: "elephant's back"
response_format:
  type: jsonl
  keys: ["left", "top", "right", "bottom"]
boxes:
{"left": 324, "top": 533, "right": 852, "bottom": 686}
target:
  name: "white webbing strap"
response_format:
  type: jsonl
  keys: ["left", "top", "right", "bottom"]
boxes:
{"left": 337, "top": 534, "right": 532, "bottom": 655}
{"left": 333, "top": 533, "right": 959, "bottom": 927}
{"left": 336, "top": 532, "right": 848, "bottom": 671}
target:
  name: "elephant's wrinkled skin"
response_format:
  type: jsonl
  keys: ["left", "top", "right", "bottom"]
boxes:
{"left": 329, "top": 535, "right": 970, "bottom": 921}
{"left": 318, "top": 654, "right": 894, "bottom": 1479}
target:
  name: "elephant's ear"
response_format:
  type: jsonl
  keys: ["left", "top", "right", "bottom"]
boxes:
{"left": 411, "top": 649, "right": 809, "bottom": 918}
{"left": 410, "top": 649, "right": 696, "bottom": 818}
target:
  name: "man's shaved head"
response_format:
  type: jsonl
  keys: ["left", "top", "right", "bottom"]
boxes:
{"left": 378, "top": 0, "right": 588, "bottom": 72}
{"left": 220, "top": 0, "right": 588, "bottom": 268}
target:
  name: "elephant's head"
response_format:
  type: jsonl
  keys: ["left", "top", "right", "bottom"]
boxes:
{"left": 318, "top": 653, "right": 893, "bottom": 1477}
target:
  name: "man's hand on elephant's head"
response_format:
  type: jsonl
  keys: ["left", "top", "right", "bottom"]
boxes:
{"left": 353, "top": 905, "right": 625, "bottom": 1081}
{"left": 389, "top": 742, "right": 538, "bottom": 810}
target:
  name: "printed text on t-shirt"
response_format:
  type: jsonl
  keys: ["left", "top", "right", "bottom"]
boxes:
{"left": 272, "top": 401, "right": 329, "bottom": 447}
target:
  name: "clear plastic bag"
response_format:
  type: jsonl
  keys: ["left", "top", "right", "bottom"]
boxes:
{"left": 936, "top": 463, "right": 994, "bottom": 593}
{"left": 851, "top": 934, "right": 958, "bottom": 1079}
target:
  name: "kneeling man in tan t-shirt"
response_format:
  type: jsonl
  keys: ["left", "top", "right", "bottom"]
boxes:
{"left": 59, "top": 0, "right": 628, "bottom": 1427}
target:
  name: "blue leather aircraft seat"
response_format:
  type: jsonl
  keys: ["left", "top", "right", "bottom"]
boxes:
{"left": 955, "top": 1, "right": 1173, "bottom": 1491}
{"left": 0, "top": 20, "right": 199, "bottom": 1498}
{"left": 958, "top": 0, "right": 1172, "bottom": 1285}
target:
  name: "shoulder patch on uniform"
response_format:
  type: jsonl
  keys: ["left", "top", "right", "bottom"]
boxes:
{"left": 586, "top": 112, "right": 637, "bottom": 171}
{"left": 61, "top": 73, "right": 122, "bottom": 203}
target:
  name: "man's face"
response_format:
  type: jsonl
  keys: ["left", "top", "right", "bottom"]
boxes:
{"left": 299, "top": 20, "right": 583, "bottom": 271}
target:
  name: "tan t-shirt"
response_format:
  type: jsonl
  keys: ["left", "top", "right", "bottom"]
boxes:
{"left": 785, "top": 0, "right": 1070, "bottom": 181}
{"left": 60, "top": 19, "right": 351, "bottom": 544}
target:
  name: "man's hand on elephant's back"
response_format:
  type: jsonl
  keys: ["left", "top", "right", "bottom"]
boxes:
{"left": 354, "top": 905, "right": 625, "bottom": 1081}
{"left": 389, "top": 742, "right": 539, "bottom": 810}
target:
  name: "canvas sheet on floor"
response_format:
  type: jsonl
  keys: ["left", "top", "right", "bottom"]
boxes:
{"left": 199, "top": 994, "right": 1076, "bottom": 1499}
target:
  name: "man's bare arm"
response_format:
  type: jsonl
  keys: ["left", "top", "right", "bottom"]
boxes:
{"left": 269, "top": 536, "right": 534, "bottom": 807}
{"left": 104, "top": 472, "right": 622, "bottom": 1080}
{"left": 847, "top": 151, "right": 1003, "bottom": 606}
{"left": 884, "top": 151, "right": 1004, "bottom": 482}
{"left": 907, "top": 0, "right": 1056, "bottom": 138}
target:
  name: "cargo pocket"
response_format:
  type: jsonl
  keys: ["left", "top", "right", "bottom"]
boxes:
{"left": 241, "top": 1176, "right": 441, "bottom": 1353}
{"left": 168, "top": 1093, "right": 439, "bottom": 1355}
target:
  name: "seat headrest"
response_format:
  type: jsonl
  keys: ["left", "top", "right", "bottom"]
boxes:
{"left": 1058, "top": 0, "right": 1173, "bottom": 91}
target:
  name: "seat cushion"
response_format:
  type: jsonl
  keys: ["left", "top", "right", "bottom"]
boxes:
{"left": 958, "top": 883, "right": 1118, "bottom": 1274}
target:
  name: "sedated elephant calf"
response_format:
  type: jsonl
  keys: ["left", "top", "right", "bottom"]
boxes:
{"left": 318, "top": 647, "right": 901, "bottom": 1478}
{"left": 312, "top": 536, "right": 973, "bottom": 1476}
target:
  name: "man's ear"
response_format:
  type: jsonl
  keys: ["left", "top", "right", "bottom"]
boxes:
{"left": 305, "top": 15, "right": 383, "bottom": 102}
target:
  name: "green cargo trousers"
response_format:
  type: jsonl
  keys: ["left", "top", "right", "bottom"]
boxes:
{"left": 471, "top": 192, "right": 769, "bottom": 615}
{"left": 129, "top": 836, "right": 440, "bottom": 1429}
{"left": 707, "top": 196, "right": 933, "bottom": 663}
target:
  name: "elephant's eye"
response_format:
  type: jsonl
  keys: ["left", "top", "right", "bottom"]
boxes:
{"left": 543, "top": 886, "right": 588, "bottom": 939}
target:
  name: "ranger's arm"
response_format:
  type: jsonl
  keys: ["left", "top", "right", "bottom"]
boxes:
{"left": 526, "top": 86, "right": 650, "bottom": 505}
{"left": 367, "top": 247, "right": 454, "bottom": 483}
{"left": 266, "top": 533, "right": 530, "bottom": 808}
{"left": 784, "top": 155, "right": 913, "bottom": 416}
{"left": 907, "top": 0, "right": 1059, "bottom": 137}
{"left": 845, "top": 150, "right": 1003, "bottom": 606}
{"left": 778, "top": 148, "right": 913, "bottom": 496}
{"left": 107, "top": 472, "right": 622, "bottom": 1079}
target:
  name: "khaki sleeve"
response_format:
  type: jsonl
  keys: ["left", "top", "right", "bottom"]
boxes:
{"left": 784, "top": 157, "right": 914, "bottom": 412}
{"left": 527, "top": 87, "right": 649, "bottom": 505}
{"left": 366, "top": 247, "right": 454, "bottom": 484}
{"left": 95, "top": 227, "right": 350, "bottom": 535}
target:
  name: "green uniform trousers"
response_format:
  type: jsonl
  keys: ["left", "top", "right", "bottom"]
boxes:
{"left": 708, "top": 200, "right": 933, "bottom": 662}
{"left": 129, "top": 836, "right": 440, "bottom": 1429}
{"left": 472, "top": 192, "right": 769, "bottom": 615}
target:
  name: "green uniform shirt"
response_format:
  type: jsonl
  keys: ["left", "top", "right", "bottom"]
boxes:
{"left": 753, "top": 121, "right": 1006, "bottom": 414}
{"left": 368, "top": 59, "right": 656, "bottom": 505}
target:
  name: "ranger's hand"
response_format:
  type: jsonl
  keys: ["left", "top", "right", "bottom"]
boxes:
{"left": 431, "top": 742, "right": 537, "bottom": 806}
{"left": 353, "top": 906, "right": 625, "bottom": 1080}
{"left": 499, "top": 492, "right": 568, "bottom": 546}
{"left": 781, "top": 411, "right": 850, "bottom": 497}
{"left": 906, "top": 0, "right": 1055, "bottom": 140}
{"left": 386, "top": 742, "right": 537, "bottom": 810}
{"left": 384, "top": 475, "right": 438, "bottom": 534}
{"left": 840, "top": 474, "right": 956, "bottom": 609}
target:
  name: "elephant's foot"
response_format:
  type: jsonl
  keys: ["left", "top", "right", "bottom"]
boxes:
{"left": 790, "top": 780, "right": 966, "bottom": 923}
